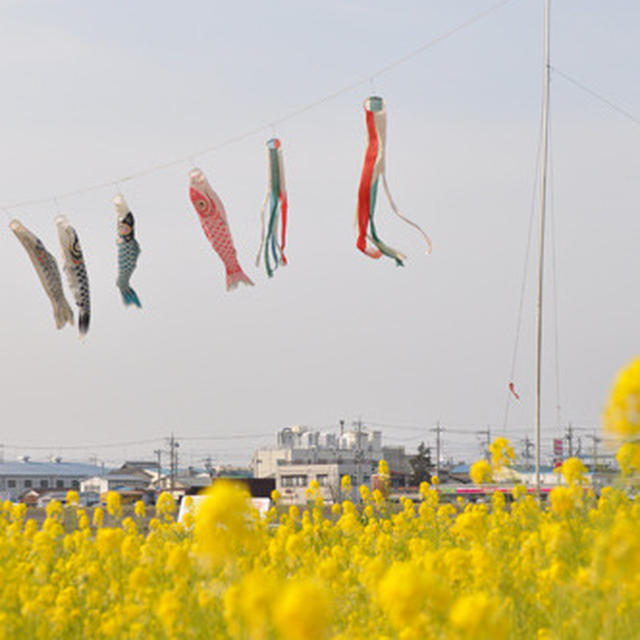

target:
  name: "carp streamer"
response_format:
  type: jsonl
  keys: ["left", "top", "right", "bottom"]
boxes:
{"left": 356, "top": 96, "right": 432, "bottom": 265}
{"left": 189, "top": 168, "right": 254, "bottom": 291}
{"left": 256, "top": 138, "right": 288, "bottom": 277}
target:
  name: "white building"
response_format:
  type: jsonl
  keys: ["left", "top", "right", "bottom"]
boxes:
{"left": 80, "top": 462, "right": 157, "bottom": 495}
{"left": 0, "top": 458, "right": 103, "bottom": 501}
{"left": 252, "top": 425, "right": 410, "bottom": 503}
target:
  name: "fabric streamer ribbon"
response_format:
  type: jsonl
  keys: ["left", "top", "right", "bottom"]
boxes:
{"left": 256, "top": 138, "right": 288, "bottom": 277}
{"left": 509, "top": 382, "right": 520, "bottom": 400}
{"left": 355, "top": 96, "right": 432, "bottom": 265}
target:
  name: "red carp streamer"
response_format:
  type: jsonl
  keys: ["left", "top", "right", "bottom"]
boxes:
{"left": 189, "top": 168, "right": 254, "bottom": 291}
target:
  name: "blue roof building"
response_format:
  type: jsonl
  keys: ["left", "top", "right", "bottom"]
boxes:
{"left": 0, "top": 458, "right": 104, "bottom": 501}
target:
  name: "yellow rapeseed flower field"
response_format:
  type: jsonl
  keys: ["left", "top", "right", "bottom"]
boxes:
{"left": 0, "top": 359, "right": 637, "bottom": 639}
{"left": 0, "top": 474, "right": 636, "bottom": 639}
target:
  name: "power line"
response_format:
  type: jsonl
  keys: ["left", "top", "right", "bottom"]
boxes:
{"left": 177, "top": 433, "right": 273, "bottom": 441}
{"left": 0, "top": 431, "right": 275, "bottom": 451}
{"left": 0, "top": 437, "right": 163, "bottom": 451}
{"left": 0, "top": 0, "right": 516, "bottom": 212}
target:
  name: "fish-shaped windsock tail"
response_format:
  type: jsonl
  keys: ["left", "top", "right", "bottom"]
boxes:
{"left": 355, "top": 96, "right": 431, "bottom": 265}
{"left": 78, "top": 311, "right": 90, "bottom": 337}
{"left": 53, "top": 299, "right": 75, "bottom": 330}
{"left": 226, "top": 267, "right": 254, "bottom": 291}
{"left": 9, "top": 218, "right": 74, "bottom": 330}
{"left": 119, "top": 286, "right": 141, "bottom": 307}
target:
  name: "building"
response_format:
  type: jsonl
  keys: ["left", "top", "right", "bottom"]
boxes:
{"left": 252, "top": 425, "right": 411, "bottom": 503}
{"left": 0, "top": 458, "right": 103, "bottom": 501}
{"left": 151, "top": 467, "right": 212, "bottom": 495}
{"left": 80, "top": 461, "right": 157, "bottom": 495}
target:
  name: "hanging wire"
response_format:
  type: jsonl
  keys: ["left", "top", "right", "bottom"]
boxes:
{"left": 551, "top": 67, "right": 640, "bottom": 127}
{"left": 502, "top": 113, "right": 544, "bottom": 430}
{"left": 0, "top": 0, "right": 517, "bottom": 213}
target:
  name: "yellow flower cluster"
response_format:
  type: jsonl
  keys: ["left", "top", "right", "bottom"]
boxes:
{"left": 604, "top": 357, "right": 640, "bottom": 477}
{"left": 0, "top": 478, "right": 636, "bottom": 639}
{"left": 469, "top": 459, "right": 493, "bottom": 484}
{"left": 489, "top": 437, "right": 515, "bottom": 468}
{"left": 469, "top": 437, "right": 517, "bottom": 484}
{"left": 604, "top": 357, "right": 640, "bottom": 439}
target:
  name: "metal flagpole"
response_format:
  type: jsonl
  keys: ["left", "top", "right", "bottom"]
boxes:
{"left": 535, "top": 0, "right": 552, "bottom": 495}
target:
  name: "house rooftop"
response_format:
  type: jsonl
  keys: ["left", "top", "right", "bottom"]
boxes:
{"left": 0, "top": 461, "right": 104, "bottom": 477}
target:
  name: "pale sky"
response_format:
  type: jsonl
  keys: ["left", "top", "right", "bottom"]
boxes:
{"left": 0, "top": 0, "right": 638, "bottom": 467}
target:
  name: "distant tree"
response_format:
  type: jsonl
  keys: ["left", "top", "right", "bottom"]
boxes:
{"left": 409, "top": 442, "right": 432, "bottom": 486}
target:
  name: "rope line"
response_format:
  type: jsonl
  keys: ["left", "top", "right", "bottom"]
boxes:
{"left": 502, "top": 112, "right": 544, "bottom": 430}
{"left": 0, "top": 0, "right": 516, "bottom": 212}
{"left": 552, "top": 66, "right": 640, "bottom": 127}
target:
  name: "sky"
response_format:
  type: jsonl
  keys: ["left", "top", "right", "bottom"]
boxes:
{"left": 0, "top": 0, "right": 638, "bottom": 467}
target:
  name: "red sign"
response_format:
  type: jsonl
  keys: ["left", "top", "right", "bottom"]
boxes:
{"left": 553, "top": 439, "right": 563, "bottom": 456}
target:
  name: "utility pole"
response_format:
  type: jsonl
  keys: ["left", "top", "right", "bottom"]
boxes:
{"left": 430, "top": 422, "right": 444, "bottom": 477}
{"left": 477, "top": 427, "right": 491, "bottom": 461}
{"left": 166, "top": 434, "right": 179, "bottom": 493}
{"left": 587, "top": 433, "right": 601, "bottom": 473}
{"left": 534, "top": 0, "right": 552, "bottom": 497}
{"left": 353, "top": 419, "right": 364, "bottom": 490}
{"left": 154, "top": 449, "right": 162, "bottom": 484}
{"left": 565, "top": 423, "right": 574, "bottom": 458}
{"left": 523, "top": 436, "right": 533, "bottom": 471}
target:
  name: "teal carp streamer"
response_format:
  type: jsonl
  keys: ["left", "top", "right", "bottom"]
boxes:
{"left": 256, "top": 138, "right": 288, "bottom": 277}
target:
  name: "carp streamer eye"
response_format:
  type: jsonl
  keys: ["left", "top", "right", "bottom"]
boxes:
{"left": 71, "top": 236, "right": 82, "bottom": 260}
{"left": 197, "top": 199, "right": 208, "bottom": 211}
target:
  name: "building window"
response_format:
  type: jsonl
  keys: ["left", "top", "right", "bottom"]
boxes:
{"left": 40, "top": 480, "right": 48, "bottom": 489}
{"left": 7, "top": 480, "right": 16, "bottom": 488}
{"left": 316, "top": 474, "right": 329, "bottom": 487}
{"left": 24, "top": 480, "right": 32, "bottom": 488}
{"left": 71, "top": 480, "right": 79, "bottom": 489}
{"left": 56, "top": 480, "right": 64, "bottom": 489}
{"left": 281, "top": 475, "right": 308, "bottom": 488}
